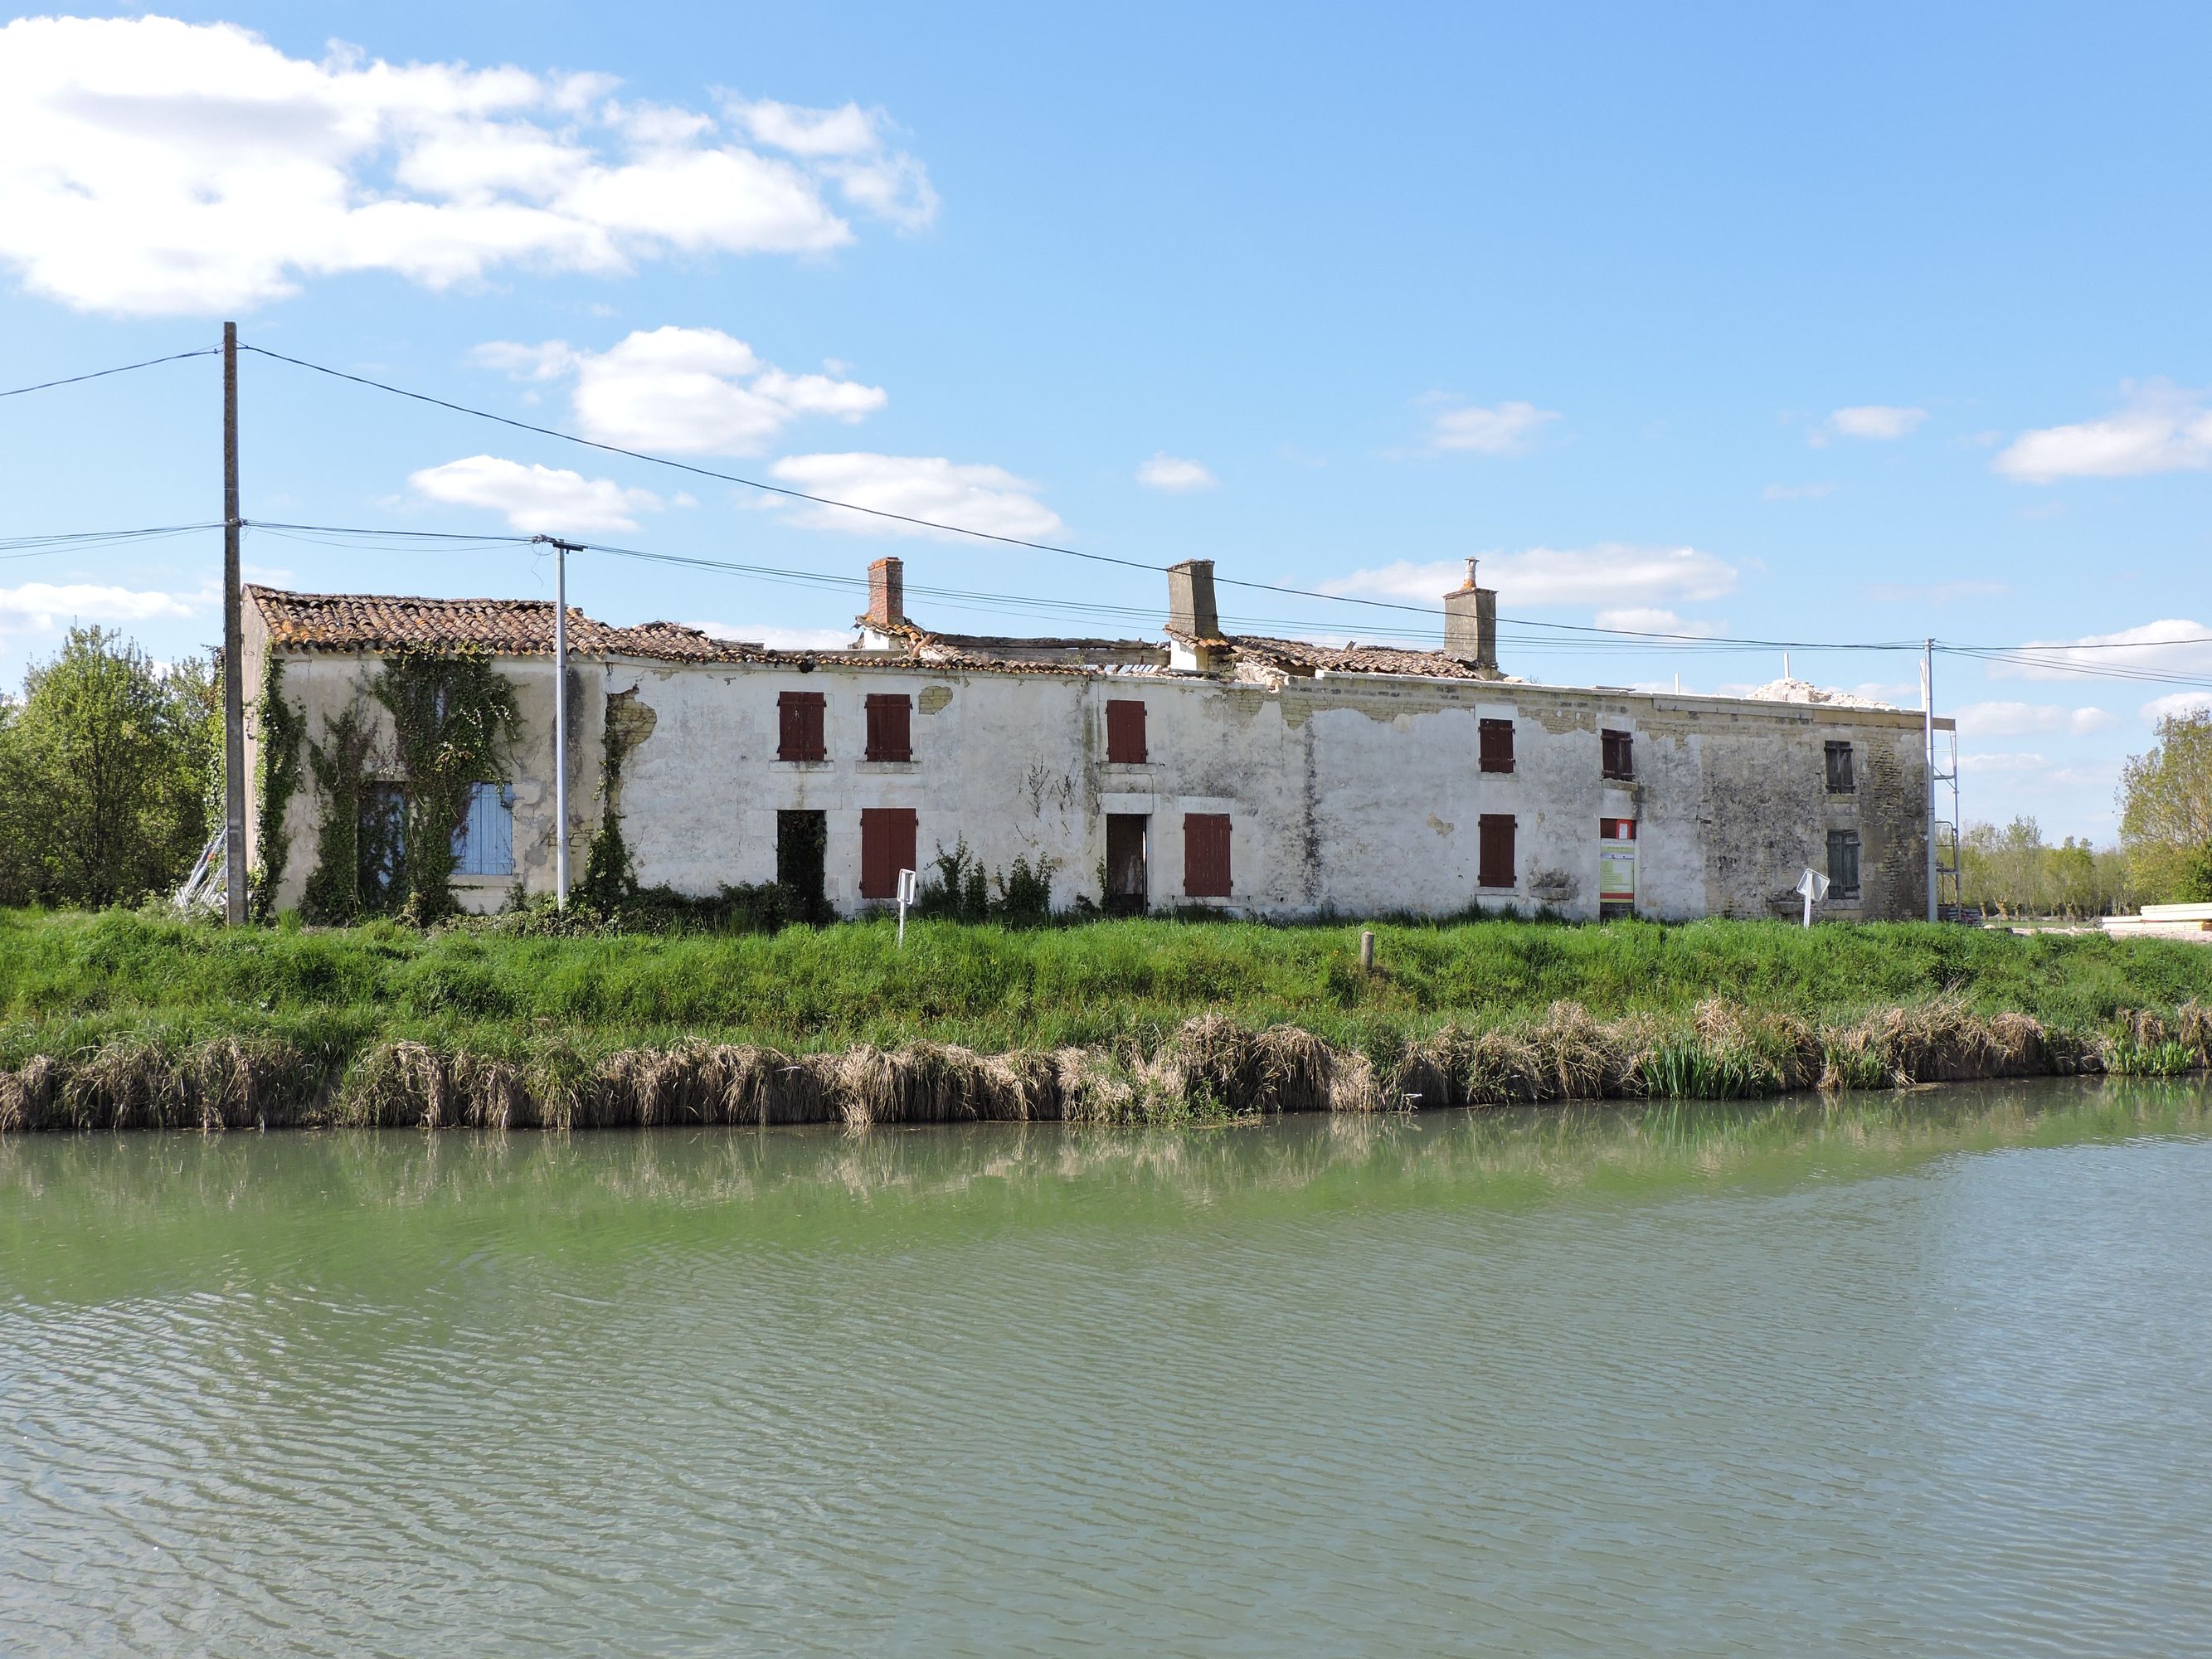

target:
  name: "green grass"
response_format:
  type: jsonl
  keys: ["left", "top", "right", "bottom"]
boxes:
{"left": 2, "top": 906, "right": 2210, "bottom": 1058}
{"left": 1, "top": 907, "right": 2206, "bottom": 1129}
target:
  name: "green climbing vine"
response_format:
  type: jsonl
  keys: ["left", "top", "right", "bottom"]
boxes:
{"left": 301, "top": 701, "right": 385, "bottom": 923}
{"left": 370, "top": 648, "right": 519, "bottom": 922}
{"left": 250, "top": 655, "right": 306, "bottom": 923}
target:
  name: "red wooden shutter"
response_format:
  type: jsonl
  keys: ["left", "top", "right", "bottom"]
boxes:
{"left": 1106, "top": 699, "right": 1147, "bottom": 763}
{"left": 1183, "top": 813, "right": 1232, "bottom": 898}
{"left": 1479, "top": 718, "right": 1514, "bottom": 774}
{"left": 859, "top": 808, "right": 917, "bottom": 900}
{"left": 866, "top": 694, "right": 912, "bottom": 761}
{"left": 780, "top": 691, "right": 826, "bottom": 761}
{"left": 1478, "top": 814, "right": 1515, "bottom": 888}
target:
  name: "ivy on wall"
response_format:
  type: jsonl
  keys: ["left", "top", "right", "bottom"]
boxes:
{"left": 300, "top": 702, "right": 385, "bottom": 924}
{"left": 249, "top": 656, "right": 306, "bottom": 924}
{"left": 577, "top": 685, "right": 653, "bottom": 909}
{"left": 369, "top": 648, "right": 519, "bottom": 922}
{"left": 291, "top": 648, "right": 519, "bottom": 924}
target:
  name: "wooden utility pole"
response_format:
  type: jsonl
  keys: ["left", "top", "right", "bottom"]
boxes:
{"left": 222, "top": 323, "right": 246, "bottom": 925}
{"left": 547, "top": 537, "right": 581, "bottom": 909}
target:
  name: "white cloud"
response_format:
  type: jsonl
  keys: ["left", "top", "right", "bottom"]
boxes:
{"left": 1592, "top": 608, "right": 1727, "bottom": 639}
{"left": 1325, "top": 544, "right": 1738, "bottom": 610}
{"left": 0, "top": 581, "right": 203, "bottom": 631}
{"left": 1985, "top": 618, "right": 2212, "bottom": 683}
{"left": 2140, "top": 691, "right": 2212, "bottom": 724}
{"left": 1135, "top": 453, "right": 1217, "bottom": 493}
{"left": 1959, "top": 752, "right": 2051, "bottom": 774}
{"left": 1815, "top": 405, "right": 1927, "bottom": 444}
{"left": 1952, "top": 701, "right": 2115, "bottom": 737}
{"left": 762, "top": 453, "right": 1062, "bottom": 540}
{"left": 1762, "top": 482, "right": 1835, "bottom": 500}
{"left": 722, "top": 96, "right": 939, "bottom": 231}
{"left": 408, "top": 455, "right": 661, "bottom": 532}
{"left": 1994, "top": 382, "right": 2212, "bottom": 482}
{"left": 690, "top": 620, "right": 855, "bottom": 651}
{"left": 474, "top": 326, "right": 886, "bottom": 457}
{"left": 0, "top": 17, "right": 936, "bottom": 314}
{"left": 1425, "top": 399, "right": 1560, "bottom": 455}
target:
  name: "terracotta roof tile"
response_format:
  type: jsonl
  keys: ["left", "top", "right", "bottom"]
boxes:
{"left": 248, "top": 586, "right": 770, "bottom": 663}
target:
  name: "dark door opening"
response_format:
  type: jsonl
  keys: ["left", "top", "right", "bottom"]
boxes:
{"left": 1106, "top": 813, "right": 1149, "bottom": 913}
{"left": 776, "top": 809, "right": 829, "bottom": 921}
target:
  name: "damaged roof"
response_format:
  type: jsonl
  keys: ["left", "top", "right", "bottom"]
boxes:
{"left": 248, "top": 586, "right": 780, "bottom": 663}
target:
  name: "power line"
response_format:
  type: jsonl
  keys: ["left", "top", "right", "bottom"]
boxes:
{"left": 0, "top": 523, "right": 223, "bottom": 562}
{"left": 0, "top": 348, "right": 219, "bottom": 400}
{"left": 234, "top": 343, "right": 1928, "bottom": 651}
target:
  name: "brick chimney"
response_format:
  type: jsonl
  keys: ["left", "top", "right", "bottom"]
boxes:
{"left": 1166, "top": 558, "right": 1219, "bottom": 639}
{"left": 1442, "top": 557, "right": 1498, "bottom": 669}
{"left": 867, "top": 556, "right": 905, "bottom": 629}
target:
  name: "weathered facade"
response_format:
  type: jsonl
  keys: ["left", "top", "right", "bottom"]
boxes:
{"left": 241, "top": 558, "right": 1947, "bottom": 922}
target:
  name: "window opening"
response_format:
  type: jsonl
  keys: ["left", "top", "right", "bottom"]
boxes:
{"left": 866, "top": 693, "right": 913, "bottom": 762}
{"left": 778, "top": 690, "right": 827, "bottom": 761}
{"left": 1479, "top": 718, "right": 1514, "bottom": 774}
{"left": 1601, "top": 728, "right": 1634, "bottom": 781}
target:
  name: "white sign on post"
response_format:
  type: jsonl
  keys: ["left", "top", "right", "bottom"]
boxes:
{"left": 896, "top": 868, "right": 917, "bottom": 946}
{"left": 1795, "top": 867, "right": 1831, "bottom": 928}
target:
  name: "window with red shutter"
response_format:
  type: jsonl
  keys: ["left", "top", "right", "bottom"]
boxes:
{"left": 1479, "top": 718, "right": 1514, "bottom": 774}
{"left": 865, "top": 693, "right": 912, "bottom": 761}
{"left": 778, "top": 690, "right": 826, "bottom": 761}
{"left": 1183, "top": 813, "right": 1232, "bottom": 898}
{"left": 1106, "top": 699, "right": 1148, "bottom": 764}
{"left": 859, "top": 808, "right": 917, "bottom": 900}
{"left": 1477, "top": 814, "right": 1515, "bottom": 888}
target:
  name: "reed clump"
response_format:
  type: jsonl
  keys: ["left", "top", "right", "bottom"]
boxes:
{"left": 2, "top": 996, "right": 2203, "bottom": 1133}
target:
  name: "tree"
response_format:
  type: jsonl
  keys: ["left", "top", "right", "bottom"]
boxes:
{"left": 2119, "top": 710, "right": 2212, "bottom": 902}
{"left": 0, "top": 626, "right": 218, "bottom": 908}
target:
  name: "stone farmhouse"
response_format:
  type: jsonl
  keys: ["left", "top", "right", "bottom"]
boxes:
{"left": 241, "top": 557, "right": 1947, "bottom": 921}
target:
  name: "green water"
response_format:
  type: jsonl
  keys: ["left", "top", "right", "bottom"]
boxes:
{"left": 5, "top": 1078, "right": 2210, "bottom": 1657}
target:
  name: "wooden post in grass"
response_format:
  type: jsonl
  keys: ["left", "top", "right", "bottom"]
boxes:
{"left": 1359, "top": 930, "right": 1375, "bottom": 973}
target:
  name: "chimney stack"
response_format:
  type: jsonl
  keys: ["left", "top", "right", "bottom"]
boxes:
{"left": 1166, "top": 558, "right": 1219, "bottom": 640}
{"left": 1442, "top": 557, "right": 1498, "bottom": 670}
{"left": 867, "top": 556, "right": 905, "bottom": 630}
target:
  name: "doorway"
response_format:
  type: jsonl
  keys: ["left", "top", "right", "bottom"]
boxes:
{"left": 1106, "top": 814, "right": 1149, "bottom": 913}
{"left": 775, "top": 810, "right": 829, "bottom": 922}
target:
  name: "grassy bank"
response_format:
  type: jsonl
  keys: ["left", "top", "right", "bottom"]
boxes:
{"left": 1, "top": 907, "right": 2208, "bottom": 1130}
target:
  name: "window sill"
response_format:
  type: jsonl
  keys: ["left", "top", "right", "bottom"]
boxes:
{"left": 859, "top": 758, "right": 916, "bottom": 767}
{"left": 1601, "top": 773, "right": 1636, "bottom": 784}
{"left": 775, "top": 758, "right": 834, "bottom": 769}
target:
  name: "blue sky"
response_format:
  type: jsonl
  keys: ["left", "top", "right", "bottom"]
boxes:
{"left": 2, "top": 2, "right": 2208, "bottom": 840}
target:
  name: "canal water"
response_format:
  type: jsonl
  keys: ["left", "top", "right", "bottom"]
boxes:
{"left": 4, "top": 1078, "right": 2210, "bottom": 1657}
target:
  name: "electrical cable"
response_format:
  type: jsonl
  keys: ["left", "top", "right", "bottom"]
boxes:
{"left": 235, "top": 344, "right": 1929, "bottom": 651}
{"left": 0, "top": 348, "right": 220, "bottom": 399}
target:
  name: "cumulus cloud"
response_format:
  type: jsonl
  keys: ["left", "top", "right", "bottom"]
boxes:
{"left": 1952, "top": 701, "right": 2115, "bottom": 737}
{"left": 0, "top": 16, "right": 936, "bottom": 314}
{"left": 408, "top": 455, "right": 662, "bottom": 532}
{"left": 1958, "top": 752, "right": 2051, "bottom": 774}
{"left": 1983, "top": 618, "right": 2212, "bottom": 683}
{"left": 1994, "top": 382, "right": 2212, "bottom": 482}
{"left": 1762, "top": 482, "right": 1835, "bottom": 500}
{"left": 474, "top": 326, "right": 886, "bottom": 456}
{"left": 1325, "top": 544, "right": 1738, "bottom": 611}
{"left": 1135, "top": 453, "right": 1217, "bottom": 493}
{"left": 1813, "top": 405, "right": 1927, "bottom": 445}
{"left": 0, "top": 581, "right": 203, "bottom": 631}
{"left": 724, "top": 96, "right": 938, "bottom": 230}
{"left": 1424, "top": 399, "right": 1560, "bottom": 455}
{"left": 761, "top": 453, "right": 1062, "bottom": 540}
